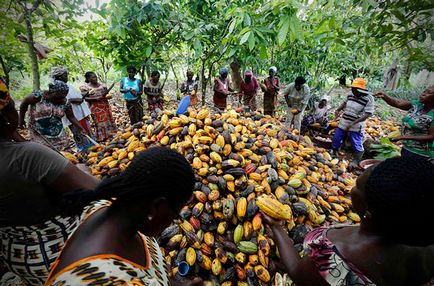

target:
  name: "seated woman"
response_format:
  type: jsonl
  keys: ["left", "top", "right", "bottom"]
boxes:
{"left": 302, "top": 96, "right": 330, "bottom": 128}
{"left": 45, "top": 147, "right": 202, "bottom": 286}
{"left": 0, "top": 81, "right": 99, "bottom": 285}
{"left": 264, "top": 156, "right": 434, "bottom": 286}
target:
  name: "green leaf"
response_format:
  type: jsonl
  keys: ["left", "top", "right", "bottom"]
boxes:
{"left": 277, "top": 16, "right": 290, "bottom": 46}
{"left": 145, "top": 45, "right": 152, "bottom": 57}
{"left": 259, "top": 45, "right": 267, "bottom": 59}
{"left": 248, "top": 31, "right": 255, "bottom": 51}
{"left": 228, "top": 20, "right": 236, "bottom": 35}
{"left": 314, "top": 19, "right": 329, "bottom": 36}
{"left": 240, "top": 30, "right": 251, "bottom": 45}
{"left": 227, "top": 48, "right": 236, "bottom": 58}
{"left": 244, "top": 14, "right": 251, "bottom": 26}
{"left": 193, "top": 38, "right": 202, "bottom": 55}
{"left": 290, "top": 15, "right": 303, "bottom": 41}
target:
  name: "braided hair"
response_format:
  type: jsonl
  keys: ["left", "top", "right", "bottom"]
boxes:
{"left": 365, "top": 156, "right": 434, "bottom": 246}
{"left": 98, "top": 147, "right": 194, "bottom": 208}
{"left": 60, "top": 147, "right": 195, "bottom": 215}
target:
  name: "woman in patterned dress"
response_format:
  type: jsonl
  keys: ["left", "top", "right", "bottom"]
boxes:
{"left": 80, "top": 71, "right": 117, "bottom": 142}
{"left": 1, "top": 80, "right": 100, "bottom": 285}
{"left": 263, "top": 156, "right": 434, "bottom": 286}
{"left": 213, "top": 67, "right": 233, "bottom": 111}
{"left": 374, "top": 86, "right": 434, "bottom": 160}
{"left": 262, "top": 66, "right": 280, "bottom": 116}
{"left": 45, "top": 147, "right": 202, "bottom": 286}
{"left": 19, "top": 80, "right": 87, "bottom": 152}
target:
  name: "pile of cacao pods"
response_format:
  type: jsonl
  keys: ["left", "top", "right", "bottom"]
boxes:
{"left": 365, "top": 116, "right": 400, "bottom": 139}
{"left": 84, "top": 107, "right": 360, "bottom": 285}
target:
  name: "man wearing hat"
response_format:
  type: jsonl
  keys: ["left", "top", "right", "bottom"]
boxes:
{"left": 332, "top": 78, "right": 375, "bottom": 167}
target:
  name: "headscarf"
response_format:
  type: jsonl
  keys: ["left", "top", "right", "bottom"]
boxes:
{"left": 48, "top": 80, "right": 69, "bottom": 94}
{"left": 219, "top": 68, "right": 228, "bottom": 75}
{"left": 244, "top": 70, "right": 253, "bottom": 77}
{"left": 50, "top": 66, "right": 68, "bottom": 80}
{"left": 269, "top": 66, "right": 277, "bottom": 73}
{"left": 0, "top": 79, "right": 11, "bottom": 111}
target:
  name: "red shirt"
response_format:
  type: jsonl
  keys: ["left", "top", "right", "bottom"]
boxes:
{"left": 239, "top": 77, "right": 259, "bottom": 97}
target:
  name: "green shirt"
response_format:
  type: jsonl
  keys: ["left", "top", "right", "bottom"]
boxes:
{"left": 401, "top": 100, "right": 434, "bottom": 157}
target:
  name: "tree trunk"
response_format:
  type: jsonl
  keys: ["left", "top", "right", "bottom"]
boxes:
{"left": 200, "top": 59, "right": 206, "bottom": 106}
{"left": 230, "top": 60, "right": 242, "bottom": 91}
{"left": 23, "top": 9, "right": 40, "bottom": 90}
{"left": 140, "top": 66, "right": 146, "bottom": 82}
{"left": 0, "top": 55, "right": 10, "bottom": 88}
{"left": 170, "top": 61, "right": 179, "bottom": 90}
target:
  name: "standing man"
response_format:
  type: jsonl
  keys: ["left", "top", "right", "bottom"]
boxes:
{"left": 51, "top": 67, "right": 93, "bottom": 152}
{"left": 332, "top": 78, "right": 374, "bottom": 167}
{"left": 120, "top": 66, "right": 143, "bottom": 125}
{"left": 180, "top": 70, "right": 199, "bottom": 107}
{"left": 283, "top": 76, "right": 310, "bottom": 131}
{"left": 262, "top": 66, "right": 280, "bottom": 116}
{"left": 238, "top": 70, "right": 259, "bottom": 112}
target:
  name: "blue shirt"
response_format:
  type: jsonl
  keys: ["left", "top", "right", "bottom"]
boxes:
{"left": 121, "top": 77, "right": 141, "bottom": 101}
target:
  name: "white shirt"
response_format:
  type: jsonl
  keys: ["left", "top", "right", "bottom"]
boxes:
{"left": 283, "top": 83, "right": 311, "bottom": 110}
{"left": 62, "top": 83, "right": 91, "bottom": 126}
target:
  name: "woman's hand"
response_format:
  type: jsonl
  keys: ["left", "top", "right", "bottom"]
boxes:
{"left": 390, "top": 136, "right": 405, "bottom": 142}
{"left": 18, "top": 119, "right": 26, "bottom": 129}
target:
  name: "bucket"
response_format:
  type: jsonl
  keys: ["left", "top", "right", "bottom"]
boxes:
{"left": 359, "top": 159, "right": 383, "bottom": 170}
{"left": 177, "top": 261, "right": 190, "bottom": 277}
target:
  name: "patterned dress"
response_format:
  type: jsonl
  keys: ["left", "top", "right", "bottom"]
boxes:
{"left": 303, "top": 226, "right": 375, "bottom": 286}
{"left": 263, "top": 77, "right": 279, "bottom": 116}
{"left": 0, "top": 201, "right": 111, "bottom": 286}
{"left": 45, "top": 235, "right": 170, "bottom": 286}
{"left": 144, "top": 80, "right": 164, "bottom": 113}
{"left": 80, "top": 83, "right": 117, "bottom": 142}
{"left": 213, "top": 77, "right": 231, "bottom": 110}
{"left": 29, "top": 99, "right": 70, "bottom": 151}
{"left": 401, "top": 100, "right": 434, "bottom": 158}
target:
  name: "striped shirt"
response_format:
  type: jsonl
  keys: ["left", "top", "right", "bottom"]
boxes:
{"left": 338, "top": 92, "right": 374, "bottom": 132}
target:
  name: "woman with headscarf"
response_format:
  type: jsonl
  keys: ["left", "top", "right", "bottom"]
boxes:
{"left": 80, "top": 71, "right": 117, "bottom": 142}
{"left": 262, "top": 66, "right": 280, "bottom": 116}
{"left": 19, "top": 80, "right": 86, "bottom": 151}
{"left": 213, "top": 67, "right": 233, "bottom": 110}
{"left": 302, "top": 96, "right": 330, "bottom": 128}
{"left": 238, "top": 70, "right": 259, "bottom": 112}
{"left": 51, "top": 67, "right": 94, "bottom": 152}
{"left": 0, "top": 80, "right": 99, "bottom": 285}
